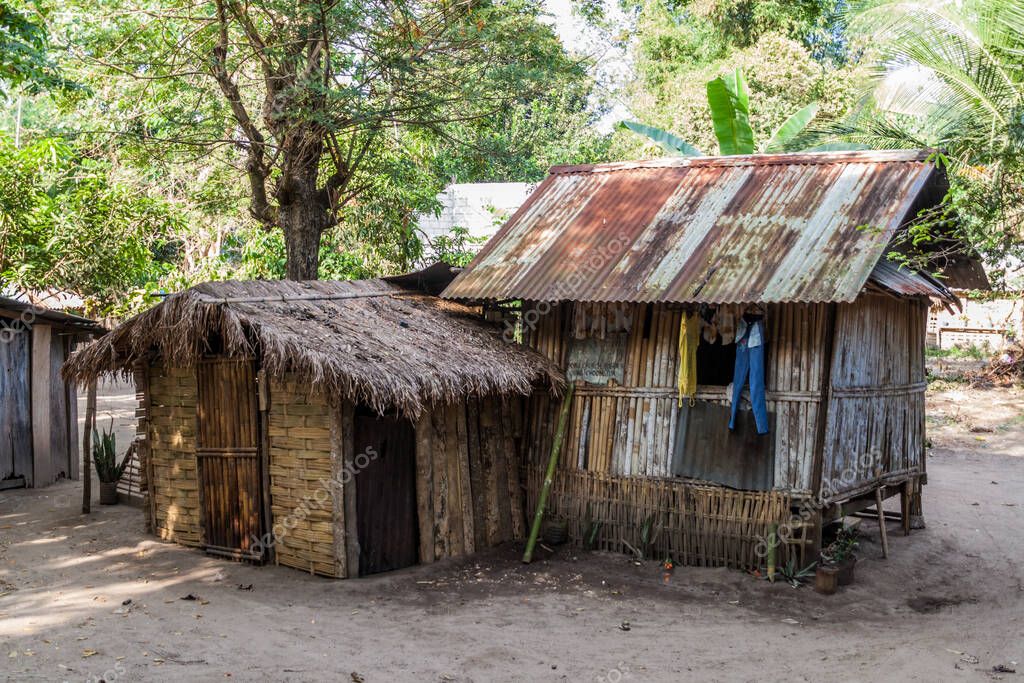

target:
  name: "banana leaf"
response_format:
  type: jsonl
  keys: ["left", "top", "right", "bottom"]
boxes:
{"left": 618, "top": 120, "right": 703, "bottom": 156}
{"left": 763, "top": 103, "right": 819, "bottom": 152}
{"left": 706, "top": 68, "right": 755, "bottom": 155}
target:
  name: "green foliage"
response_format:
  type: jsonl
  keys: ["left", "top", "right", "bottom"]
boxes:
{"left": 618, "top": 120, "right": 703, "bottom": 155}
{"left": 616, "top": 7, "right": 864, "bottom": 160}
{"left": 0, "top": 132, "right": 183, "bottom": 313}
{"left": 706, "top": 68, "right": 755, "bottom": 155}
{"left": 59, "top": 0, "right": 606, "bottom": 279}
{"left": 822, "top": 525, "right": 859, "bottom": 564}
{"left": 621, "top": 68, "right": 819, "bottom": 155}
{"left": 764, "top": 103, "right": 819, "bottom": 152}
{"left": 429, "top": 227, "right": 486, "bottom": 268}
{"left": 926, "top": 345, "right": 988, "bottom": 361}
{"left": 828, "top": 0, "right": 1024, "bottom": 282}
{"left": 0, "top": 0, "right": 69, "bottom": 95}
{"left": 776, "top": 558, "right": 818, "bottom": 587}
{"left": 92, "top": 421, "right": 128, "bottom": 484}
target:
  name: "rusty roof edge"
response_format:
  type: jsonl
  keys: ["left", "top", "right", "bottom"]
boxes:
{"left": 548, "top": 149, "right": 935, "bottom": 176}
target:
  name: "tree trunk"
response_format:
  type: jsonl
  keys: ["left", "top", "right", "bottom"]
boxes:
{"left": 280, "top": 188, "right": 329, "bottom": 281}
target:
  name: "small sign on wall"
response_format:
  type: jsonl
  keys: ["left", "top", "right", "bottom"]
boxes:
{"left": 565, "top": 333, "right": 628, "bottom": 385}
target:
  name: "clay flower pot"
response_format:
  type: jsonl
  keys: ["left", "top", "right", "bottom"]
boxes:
{"left": 815, "top": 565, "right": 839, "bottom": 594}
{"left": 99, "top": 481, "right": 119, "bottom": 505}
{"left": 835, "top": 556, "right": 857, "bottom": 586}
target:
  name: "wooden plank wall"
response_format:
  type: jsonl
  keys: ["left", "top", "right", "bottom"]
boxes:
{"left": 414, "top": 396, "right": 524, "bottom": 564}
{"left": 47, "top": 333, "right": 75, "bottom": 482}
{"left": 523, "top": 301, "right": 829, "bottom": 494}
{"left": 0, "top": 325, "right": 32, "bottom": 483}
{"left": 823, "top": 294, "right": 928, "bottom": 498}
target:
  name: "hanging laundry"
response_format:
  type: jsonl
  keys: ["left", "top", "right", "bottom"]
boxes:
{"left": 719, "top": 305, "right": 737, "bottom": 345}
{"left": 729, "top": 316, "right": 769, "bottom": 434}
{"left": 701, "top": 305, "right": 718, "bottom": 343}
{"left": 678, "top": 311, "right": 700, "bottom": 406}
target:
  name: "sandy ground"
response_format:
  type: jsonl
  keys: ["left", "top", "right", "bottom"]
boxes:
{"left": 1, "top": 382, "right": 1022, "bottom": 682}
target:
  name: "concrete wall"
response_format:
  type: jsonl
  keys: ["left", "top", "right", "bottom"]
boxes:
{"left": 418, "top": 182, "right": 534, "bottom": 248}
{"left": 929, "top": 294, "right": 1024, "bottom": 350}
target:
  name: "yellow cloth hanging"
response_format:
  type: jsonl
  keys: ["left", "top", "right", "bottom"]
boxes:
{"left": 678, "top": 312, "right": 699, "bottom": 406}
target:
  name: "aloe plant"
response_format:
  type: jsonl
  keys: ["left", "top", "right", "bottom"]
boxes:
{"left": 621, "top": 68, "right": 822, "bottom": 156}
{"left": 92, "top": 421, "right": 128, "bottom": 484}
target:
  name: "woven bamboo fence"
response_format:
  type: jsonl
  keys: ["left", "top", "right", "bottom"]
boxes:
{"left": 525, "top": 466, "right": 793, "bottom": 571}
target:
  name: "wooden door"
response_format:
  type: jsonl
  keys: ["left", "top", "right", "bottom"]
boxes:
{"left": 0, "top": 324, "right": 32, "bottom": 487}
{"left": 196, "top": 358, "right": 263, "bottom": 561}
{"left": 354, "top": 409, "right": 419, "bottom": 575}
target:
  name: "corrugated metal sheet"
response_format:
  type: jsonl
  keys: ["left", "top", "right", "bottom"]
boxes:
{"left": 868, "top": 258, "right": 956, "bottom": 302}
{"left": 443, "top": 150, "right": 948, "bottom": 304}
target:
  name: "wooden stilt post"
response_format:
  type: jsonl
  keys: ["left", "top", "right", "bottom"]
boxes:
{"left": 901, "top": 480, "right": 912, "bottom": 536}
{"left": 875, "top": 486, "right": 888, "bottom": 559}
{"left": 523, "top": 383, "right": 575, "bottom": 564}
{"left": 82, "top": 379, "right": 97, "bottom": 514}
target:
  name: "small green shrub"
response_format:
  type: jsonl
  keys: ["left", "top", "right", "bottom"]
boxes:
{"left": 92, "top": 422, "right": 128, "bottom": 484}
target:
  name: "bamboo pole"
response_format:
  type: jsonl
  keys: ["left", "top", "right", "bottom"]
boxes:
{"left": 523, "top": 383, "right": 575, "bottom": 564}
{"left": 82, "top": 379, "right": 97, "bottom": 514}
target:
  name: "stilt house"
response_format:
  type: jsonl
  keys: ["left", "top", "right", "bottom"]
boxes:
{"left": 443, "top": 149, "right": 984, "bottom": 566}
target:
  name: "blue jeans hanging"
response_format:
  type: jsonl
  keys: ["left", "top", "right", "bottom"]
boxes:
{"left": 730, "top": 321, "right": 769, "bottom": 435}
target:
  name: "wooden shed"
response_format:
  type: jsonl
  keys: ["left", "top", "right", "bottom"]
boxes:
{"left": 442, "top": 149, "right": 983, "bottom": 568}
{"left": 64, "top": 276, "right": 562, "bottom": 577}
{"left": 1, "top": 297, "right": 101, "bottom": 490}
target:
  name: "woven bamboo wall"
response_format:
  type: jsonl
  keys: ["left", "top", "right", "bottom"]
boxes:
{"left": 267, "top": 375, "right": 339, "bottom": 577}
{"left": 414, "top": 396, "right": 525, "bottom": 564}
{"left": 523, "top": 301, "right": 829, "bottom": 493}
{"left": 525, "top": 467, "right": 793, "bottom": 570}
{"left": 147, "top": 365, "right": 202, "bottom": 547}
{"left": 823, "top": 294, "right": 928, "bottom": 497}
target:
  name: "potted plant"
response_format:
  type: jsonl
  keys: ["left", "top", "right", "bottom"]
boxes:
{"left": 93, "top": 423, "right": 129, "bottom": 505}
{"left": 820, "top": 525, "right": 860, "bottom": 586}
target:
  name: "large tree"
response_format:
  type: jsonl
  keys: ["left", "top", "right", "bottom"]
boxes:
{"left": 81, "top": 0, "right": 574, "bottom": 279}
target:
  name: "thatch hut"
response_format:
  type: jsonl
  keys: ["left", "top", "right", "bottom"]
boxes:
{"left": 442, "top": 149, "right": 985, "bottom": 568}
{"left": 65, "top": 274, "right": 562, "bottom": 577}
{"left": 1, "top": 297, "right": 102, "bottom": 489}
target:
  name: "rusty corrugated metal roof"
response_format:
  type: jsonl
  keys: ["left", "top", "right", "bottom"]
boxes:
{"left": 443, "top": 149, "right": 949, "bottom": 304}
{"left": 868, "top": 259, "right": 958, "bottom": 305}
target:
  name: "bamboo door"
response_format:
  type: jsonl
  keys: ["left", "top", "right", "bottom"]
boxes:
{"left": 196, "top": 358, "right": 263, "bottom": 561}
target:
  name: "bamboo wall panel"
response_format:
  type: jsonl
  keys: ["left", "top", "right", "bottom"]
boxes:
{"left": 525, "top": 467, "right": 793, "bottom": 571}
{"left": 414, "top": 397, "right": 524, "bottom": 562}
{"left": 524, "top": 302, "right": 829, "bottom": 493}
{"left": 267, "top": 375, "right": 338, "bottom": 577}
{"left": 196, "top": 358, "right": 262, "bottom": 561}
{"left": 146, "top": 365, "right": 202, "bottom": 547}
{"left": 823, "top": 295, "right": 928, "bottom": 497}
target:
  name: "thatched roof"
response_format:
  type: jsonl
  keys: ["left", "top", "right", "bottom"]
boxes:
{"left": 63, "top": 278, "right": 563, "bottom": 415}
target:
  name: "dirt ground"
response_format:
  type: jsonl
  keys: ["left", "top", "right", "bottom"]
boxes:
{"left": 1, "top": 381, "right": 1022, "bottom": 682}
